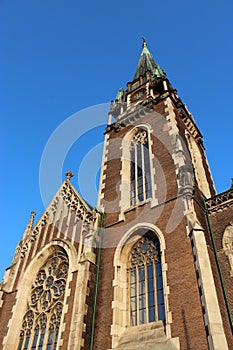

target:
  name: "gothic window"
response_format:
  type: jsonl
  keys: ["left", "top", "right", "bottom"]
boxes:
{"left": 17, "top": 248, "right": 68, "bottom": 350}
{"left": 130, "top": 129, "right": 152, "bottom": 206}
{"left": 129, "top": 235, "right": 165, "bottom": 326}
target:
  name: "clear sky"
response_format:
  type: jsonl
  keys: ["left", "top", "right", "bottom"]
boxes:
{"left": 0, "top": 0, "right": 233, "bottom": 280}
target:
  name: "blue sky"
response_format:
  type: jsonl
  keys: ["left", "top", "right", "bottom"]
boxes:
{"left": 0, "top": 0, "right": 233, "bottom": 279}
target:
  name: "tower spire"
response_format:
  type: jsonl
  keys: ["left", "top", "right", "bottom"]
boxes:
{"left": 133, "top": 39, "right": 164, "bottom": 81}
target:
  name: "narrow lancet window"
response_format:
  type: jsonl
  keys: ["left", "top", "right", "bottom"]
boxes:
{"left": 130, "top": 129, "right": 152, "bottom": 206}
{"left": 129, "top": 235, "right": 165, "bottom": 326}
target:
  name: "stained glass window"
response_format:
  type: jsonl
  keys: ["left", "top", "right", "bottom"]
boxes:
{"left": 130, "top": 129, "right": 152, "bottom": 206}
{"left": 129, "top": 235, "right": 165, "bottom": 326}
{"left": 17, "top": 248, "right": 68, "bottom": 350}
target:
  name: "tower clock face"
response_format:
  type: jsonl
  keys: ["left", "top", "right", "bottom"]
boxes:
{"left": 131, "top": 88, "right": 146, "bottom": 102}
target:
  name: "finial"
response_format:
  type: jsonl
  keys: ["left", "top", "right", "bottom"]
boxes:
{"left": 142, "top": 36, "right": 147, "bottom": 47}
{"left": 65, "top": 170, "right": 74, "bottom": 180}
{"left": 27, "top": 211, "right": 36, "bottom": 231}
{"left": 31, "top": 211, "right": 36, "bottom": 219}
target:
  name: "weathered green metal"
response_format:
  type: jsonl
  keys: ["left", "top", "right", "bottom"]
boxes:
{"left": 115, "top": 87, "right": 125, "bottom": 102}
{"left": 230, "top": 178, "right": 233, "bottom": 190}
{"left": 133, "top": 40, "right": 164, "bottom": 81}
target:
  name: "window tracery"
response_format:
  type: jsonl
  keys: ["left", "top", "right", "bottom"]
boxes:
{"left": 129, "top": 235, "right": 165, "bottom": 326}
{"left": 17, "top": 249, "right": 68, "bottom": 350}
{"left": 130, "top": 129, "right": 152, "bottom": 206}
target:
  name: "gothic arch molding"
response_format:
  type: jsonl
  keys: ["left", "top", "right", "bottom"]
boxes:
{"left": 111, "top": 223, "right": 172, "bottom": 349}
{"left": 119, "top": 124, "right": 156, "bottom": 215}
{"left": 3, "top": 239, "right": 78, "bottom": 350}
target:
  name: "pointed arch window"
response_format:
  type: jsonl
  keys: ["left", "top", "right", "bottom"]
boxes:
{"left": 129, "top": 235, "right": 165, "bottom": 326}
{"left": 130, "top": 129, "right": 152, "bottom": 206}
{"left": 17, "top": 248, "right": 68, "bottom": 350}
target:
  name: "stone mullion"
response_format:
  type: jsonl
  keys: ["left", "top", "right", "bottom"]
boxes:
{"left": 41, "top": 324, "right": 50, "bottom": 350}
{"left": 153, "top": 260, "right": 158, "bottom": 321}
{"left": 23, "top": 332, "right": 30, "bottom": 350}
{"left": 25, "top": 323, "right": 35, "bottom": 350}
{"left": 127, "top": 269, "right": 131, "bottom": 326}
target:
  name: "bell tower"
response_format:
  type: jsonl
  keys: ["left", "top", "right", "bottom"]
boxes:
{"left": 95, "top": 40, "right": 230, "bottom": 349}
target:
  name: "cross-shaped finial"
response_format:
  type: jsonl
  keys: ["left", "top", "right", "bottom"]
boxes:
{"left": 142, "top": 36, "right": 147, "bottom": 46}
{"left": 65, "top": 170, "right": 74, "bottom": 180}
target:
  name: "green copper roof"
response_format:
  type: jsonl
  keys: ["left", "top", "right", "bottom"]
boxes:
{"left": 133, "top": 40, "right": 164, "bottom": 81}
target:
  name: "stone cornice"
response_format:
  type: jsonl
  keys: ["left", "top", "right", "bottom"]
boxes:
{"left": 110, "top": 91, "right": 203, "bottom": 145}
{"left": 206, "top": 189, "right": 233, "bottom": 213}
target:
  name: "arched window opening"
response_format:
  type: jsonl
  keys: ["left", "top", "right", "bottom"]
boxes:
{"left": 46, "top": 303, "right": 63, "bottom": 350}
{"left": 130, "top": 129, "right": 152, "bottom": 206}
{"left": 17, "top": 248, "right": 68, "bottom": 350}
{"left": 17, "top": 311, "right": 34, "bottom": 350}
{"left": 129, "top": 234, "right": 165, "bottom": 326}
{"left": 37, "top": 315, "right": 47, "bottom": 350}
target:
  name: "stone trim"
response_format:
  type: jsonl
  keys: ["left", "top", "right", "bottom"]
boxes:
{"left": 111, "top": 223, "right": 174, "bottom": 349}
{"left": 191, "top": 228, "right": 229, "bottom": 350}
{"left": 2, "top": 239, "right": 79, "bottom": 350}
{"left": 222, "top": 223, "right": 233, "bottom": 276}
{"left": 98, "top": 129, "right": 110, "bottom": 206}
{"left": 164, "top": 97, "right": 186, "bottom": 189}
{"left": 179, "top": 110, "right": 202, "bottom": 141}
{"left": 206, "top": 190, "right": 233, "bottom": 214}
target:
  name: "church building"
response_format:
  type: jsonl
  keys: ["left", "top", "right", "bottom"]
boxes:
{"left": 0, "top": 40, "right": 232, "bottom": 350}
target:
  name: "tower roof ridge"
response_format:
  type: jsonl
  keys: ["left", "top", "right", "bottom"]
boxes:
{"left": 133, "top": 39, "right": 165, "bottom": 81}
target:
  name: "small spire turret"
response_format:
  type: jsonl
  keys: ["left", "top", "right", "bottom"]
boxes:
{"left": 27, "top": 211, "right": 36, "bottom": 231}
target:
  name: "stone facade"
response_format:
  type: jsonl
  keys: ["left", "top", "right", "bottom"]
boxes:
{"left": 0, "top": 42, "right": 232, "bottom": 350}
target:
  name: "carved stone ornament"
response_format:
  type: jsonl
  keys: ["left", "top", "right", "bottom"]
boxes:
{"left": 179, "top": 165, "right": 194, "bottom": 197}
{"left": 206, "top": 190, "right": 233, "bottom": 213}
{"left": 16, "top": 181, "right": 97, "bottom": 259}
{"left": 65, "top": 170, "right": 74, "bottom": 180}
{"left": 105, "top": 122, "right": 126, "bottom": 134}
{"left": 133, "top": 130, "right": 148, "bottom": 145}
{"left": 61, "top": 182, "right": 96, "bottom": 224}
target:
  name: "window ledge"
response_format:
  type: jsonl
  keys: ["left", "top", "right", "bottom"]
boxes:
{"left": 112, "top": 320, "right": 180, "bottom": 350}
{"left": 124, "top": 198, "right": 152, "bottom": 214}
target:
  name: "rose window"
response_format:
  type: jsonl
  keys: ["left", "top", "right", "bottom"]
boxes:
{"left": 17, "top": 248, "right": 69, "bottom": 350}
{"left": 30, "top": 251, "right": 68, "bottom": 313}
